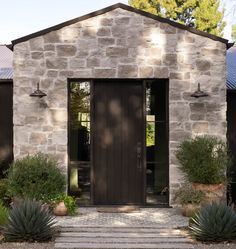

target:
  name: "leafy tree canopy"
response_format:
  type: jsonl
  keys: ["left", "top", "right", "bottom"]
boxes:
{"left": 129, "top": 0, "right": 226, "bottom": 37}
{"left": 232, "top": 24, "right": 236, "bottom": 41}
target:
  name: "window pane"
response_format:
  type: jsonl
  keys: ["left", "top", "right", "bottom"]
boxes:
{"left": 146, "top": 162, "right": 169, "bottom": 204}
{"left": 69, "top": 81, "right": 91, "bottom": 203}
{"left": 146, "top": 80, "right": 168, "bottom": 205}
{"left": 69, "top": 81, "right": 90, "bottom": 161}
{"left": 146, "top": 81, "right": 166, "bottom": 121}
{"left": 146, "top": 121, "right": 155, "bottom": 146}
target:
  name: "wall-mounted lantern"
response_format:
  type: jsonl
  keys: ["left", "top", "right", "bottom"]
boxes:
{"left": 29, "top": 83, "right": 47, "bottom": 98}
{"left": 191, "top": 83, "right": 208, "bottom": 98}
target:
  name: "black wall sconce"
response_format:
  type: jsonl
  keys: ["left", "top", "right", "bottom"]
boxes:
{"left": 191, "top": 83, "right": 208, "bottom": 98}
{"left": 29, "top": 83, "right": 47, "bottom": 98}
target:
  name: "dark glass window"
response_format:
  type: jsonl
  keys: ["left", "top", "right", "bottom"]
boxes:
{"left": 145, "top": 80, "right": 168, "bottom": 205}
{"left": 69, "top": 81, "right": 91, "bottom": 204}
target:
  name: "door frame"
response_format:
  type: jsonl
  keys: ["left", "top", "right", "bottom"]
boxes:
{"left": 67, "top": 78, "right": 169, "bottom": 206}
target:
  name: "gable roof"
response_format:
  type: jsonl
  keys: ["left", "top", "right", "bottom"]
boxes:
{"left": 0, "top": 45, "right": 13, "bottom": 80}
{"left": 0, "top": 45, "right": 13, "bottom": 68}
{"left": 227, "top": 46, "right": 236, "bottom": 90}
{"left": 11, "top": 3, "right": 232, "bottom": 49}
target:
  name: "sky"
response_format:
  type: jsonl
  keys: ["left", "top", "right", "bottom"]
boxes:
{"left": 0, "top": 0, "right": 235, "bottom": 44}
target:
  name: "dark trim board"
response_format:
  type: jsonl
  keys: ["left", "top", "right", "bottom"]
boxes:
{"left": 0, "top": 79, "right": 13, "bottom": 83}
{"left": 227, "top": 90, "right": 236, "bottom": 204}
{"left": 165, "top": 79, "right": 170, "bottom": 205}
{"left": 11, "top": 3, "right": 232, "bottom": 49}
{"left": 90, "top": 80, "right": 95, "bottom": 204}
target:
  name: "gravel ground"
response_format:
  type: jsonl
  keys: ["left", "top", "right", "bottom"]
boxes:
{"left": 193, "top": 243, "right": 236, "bottom": 249}
{"left": 0, "top": 242, "right": 236, "bottom": 249}
{"left": 0, "top": 242, "right": 54, "bottom": 249}
{"left": 56, "top": 207, "right": 189, "bottom": 227}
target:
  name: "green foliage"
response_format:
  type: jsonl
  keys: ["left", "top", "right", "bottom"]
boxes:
{"left": 161, "top": 0, "right": 198, "bottom": 26}
{"left": 7, "top": 153, "right": 66, "bottom": 202}
{"left": 0, "top": 179, "right": 11, "bottom": 206}
{"left": 128, "top": 0, "right": 161, "bottom": 15}
{"left": 189, "top": 203, "right": 236, "bottom": 241}
{"left": 50, "top": 193, "right": 77, "bottom": 215}
{"left": 176, "top": 136, "right": 230, "bottom": 184}
{"left": 173, "top": 184, "right": 205, "bottom": 205}
{"left": 0, "top": 201, "right": 8, "bottom": 226}
{"left": 4, "top": 199, "right": 56, "bottom": 242}
{"left": 70, "top": 82, "right": 90, "bottom": 129}
{"left": 129, "top": 0, "right": 225, "bottom": 37}
{"left": 194, "top": 0, "right": 225, "bottom": 37}
{"left": 146, "top": 123, "right": 155, "bottom": 146}
{"left": 232, "top": 24, "right": 236, "bottom": 41}
{"left": 0, "top": 159, "right": 9, "bottom": 178}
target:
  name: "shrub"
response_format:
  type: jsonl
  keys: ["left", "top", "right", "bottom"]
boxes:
{"left": 4, "top": 199, "right": 56, "bottom": 242}
{"left": 173, "top": 184, "right": 205, "bottom": 205}
{"left": 7, "top": 153, "right": 66, "bottom": 202}
{"left": 176, "top": 136, "right": 230, "bottom": 184}
{"left": 0, "top": 178, "right": 11, "bottom": 206}
{"left": 50, "top": 193, "right": 77, "bottom": 215}
{"left": 0, "top": 201, "right": 8, "bottom": 226}
{"left": 189, "top": 203, "right": 236, "bottom": 242}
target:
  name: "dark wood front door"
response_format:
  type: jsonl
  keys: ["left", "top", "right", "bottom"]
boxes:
{"left": 92, "top": 80, "right": 145, "bottom": 205}
{"left": 0, "top": 82, "right": 13, "bottom": 177}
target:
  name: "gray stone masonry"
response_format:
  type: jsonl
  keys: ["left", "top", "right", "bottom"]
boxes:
{"left": 13, "top": 8, "right": 227, "bottom": 204}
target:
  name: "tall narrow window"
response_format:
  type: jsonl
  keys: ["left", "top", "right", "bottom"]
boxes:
{"left": 146, "top": 80, "right": 169, "bottom": 205}
{"left": 69, "top": 81, "right": 91, "bottom": 204}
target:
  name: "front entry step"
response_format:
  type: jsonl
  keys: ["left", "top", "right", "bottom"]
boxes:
{"left": 55, "top": 226, "right": 194, "bottom": 249}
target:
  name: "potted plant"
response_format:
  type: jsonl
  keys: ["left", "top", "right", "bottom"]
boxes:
{"left": 173, "top": 184, "right": 205, "bottom": 217}
{"left": 50, "top": 193, "right": 77, "bottom": 216}
{"left": 176, "top": 136, "right": 231, "bottom": 204}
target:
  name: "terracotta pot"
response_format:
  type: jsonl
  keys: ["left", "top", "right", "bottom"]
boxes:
{"left": 192, "top": 183, "right": 226, "bottom": 204}
{"left": 53, "top": 201, "right": 68, "bottom": 216}
{"left": 181, "top": 204, "right": 200, "bottom": 217}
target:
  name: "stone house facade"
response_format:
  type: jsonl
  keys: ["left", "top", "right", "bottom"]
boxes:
{"left": 12, "top": 3, "right": 231, "bottom": 205}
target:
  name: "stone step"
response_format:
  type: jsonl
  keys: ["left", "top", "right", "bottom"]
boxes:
{"left": 56, "top": 226, "right": 193, "bottom": 249}
{"left": 60, "top": 227, "right": 185, "bottom": 234}
{"left": 55, "top": 242, "right": 194, "bottom": 249}
{"left": 58, "top": 232, "right": 186, "bottom": 238}
{"left": 60, "top": 226, "right": 181, "bottom": 229}
{"left": 56, "top": 237, "right": 191, "bottom": 243}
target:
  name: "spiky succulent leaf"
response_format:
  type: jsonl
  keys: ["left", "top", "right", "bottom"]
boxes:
{"left": 189, "top": 203, "right": 236, "bottom": 242}
{"left": 4, "top": 199, "right": 56, "bottom": 242}
{"left": 0, "top": 201, "right": 8, "bottom": 226}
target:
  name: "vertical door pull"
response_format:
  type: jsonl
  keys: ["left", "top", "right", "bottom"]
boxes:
{"left": 137, "top": 142, "right": 142, "bottom": 171}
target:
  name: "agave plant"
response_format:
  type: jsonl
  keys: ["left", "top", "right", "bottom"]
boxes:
{"left": 4, "top": 199, "right": 56, "bottom": 242}
{"left": 189, "top": 203, "right": 236, "bottom": 242}
{"left": 0, "top": 201, "right": 8, "bottom": 226}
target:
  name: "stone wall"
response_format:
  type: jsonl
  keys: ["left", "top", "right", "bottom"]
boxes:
{"left": 13, "top": 7, "right": 227, "bottom": 204}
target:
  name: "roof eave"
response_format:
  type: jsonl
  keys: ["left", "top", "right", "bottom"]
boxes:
{"left": 227, "top": 42, "right": 235, "bottom": 49}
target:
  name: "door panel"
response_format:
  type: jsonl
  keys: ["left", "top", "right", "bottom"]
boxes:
{"left": 0, "top": 82, "right": 13, "bottom": 177}
{"left": 92, "top": 80, "right": 144, "bottom": 205}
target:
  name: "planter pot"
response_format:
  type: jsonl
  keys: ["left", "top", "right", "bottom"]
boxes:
{"left": 192, "top": 183, "right": 226, "bottom": 204}
{"left": 181, "top": 204, "right": 200, "bottom": 217}
{"left": 53, "top": 201, "right": 68, "bottom": 216}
